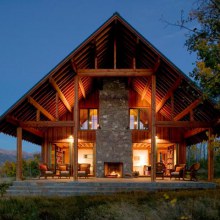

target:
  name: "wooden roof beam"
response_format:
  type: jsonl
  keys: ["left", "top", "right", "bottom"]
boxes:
{"left": 174, "top": 97, "right": 202, "bottom": 121}
{"left": 78, "top": 69, "right": 154, "bottom": 77}
{"left": 156, "top": 76, "right": 182, "bottom": 113}
{"left": 141, "top": 78, "right": 151, "bottom": 101}
{"left": 28, "top": 97, "right": 56, "bottom": 121}
{"left": 153, "top": 57, "right": 160, "bottom": 73}
{"left": 79, "top": 77, "right": 86, "bottom": 98}
{"left": 22, "top": 121, "right": 74, "bottom": 128}
{"left": 71, "top": 59, "right": 77, "bottom": 73}
{"left": 70, "top": 59, "right": 87, "bottom": 99}
{"left": 49, "top": 77, "right": 72, "bottom": 112}
{"left": 6, "top": 116, "right": 43, "bottom": 137}
{"left": 184, "top": 128, "right": 208, "bottom": 139}
{"left": 156, "top": 120, "right": 211, "bottom": 128}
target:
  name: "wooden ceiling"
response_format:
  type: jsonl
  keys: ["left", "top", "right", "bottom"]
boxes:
{"left": 0, "top": 13, "right": 219, "bottom": 145}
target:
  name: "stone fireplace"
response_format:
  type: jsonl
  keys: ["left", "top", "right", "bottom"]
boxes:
{"left": 96, "top": 78, "right": 132, "bottom": 177}
{"left": 104, "top": 162, "right": 123, "bottom": 178}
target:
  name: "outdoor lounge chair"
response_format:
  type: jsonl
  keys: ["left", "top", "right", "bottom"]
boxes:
{"left": 156, "top": 162, "right": 166, "bottom": 179}
{"left": 58, "top": 164, "right": 70, "bottom": 179}
{"left": 187, "top": 162, "right": 200, "bottom": 181}
{"left": 39, "top": 163, "right": 54, "bottom": 179}
{"left": 170, "top": 164, "right": 186, "bottom": 180}
{"left": 78, "top": 163, "right": 90, "bottom": 178}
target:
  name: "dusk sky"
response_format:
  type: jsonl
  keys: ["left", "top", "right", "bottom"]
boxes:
{"left": 0, "top": 1, "right": 197, "bottom": 152}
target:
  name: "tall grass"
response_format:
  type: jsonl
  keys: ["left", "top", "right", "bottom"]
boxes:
{"left": 0, "top": 189, "right": 220, "bottom": 220}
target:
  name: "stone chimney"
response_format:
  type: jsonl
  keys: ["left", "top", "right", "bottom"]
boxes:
{"left": 96, "top": 78, "right": 132, "bottom": 177}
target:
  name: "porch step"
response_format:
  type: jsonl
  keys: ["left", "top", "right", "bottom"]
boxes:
{"left": 6, "top": 180, "right": 217, "bottom": 197}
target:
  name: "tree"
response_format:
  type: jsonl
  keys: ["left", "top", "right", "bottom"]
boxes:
{"left": 184, "top": 0, "right": 220, "bottom": 106}
{"left": 0, "top": 154, "right": 40, "bottom": 178}
{"left": 165, "top": 0, "right": 220, "bottom": 107}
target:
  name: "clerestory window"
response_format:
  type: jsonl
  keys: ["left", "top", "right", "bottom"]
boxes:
{"left": 80, "top": 109, "right": 98, "bottom": 130}
{"left": 129, "top": 109, "right": 149, "bottom": 130}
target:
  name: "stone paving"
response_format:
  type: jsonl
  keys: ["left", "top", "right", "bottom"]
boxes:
{"left": 6, "top": 176, "right": 217, "bottom": 197}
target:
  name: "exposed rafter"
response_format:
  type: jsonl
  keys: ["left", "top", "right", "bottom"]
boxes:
{"left": 174, "top": 98, "right": 202, "bottom": 121}
{"left": 78, "top": 69, "right": 154, "bottom": 77}
{"left": 156, "top": 77, "right": 182, "bottom": 113}
{"left": 184, "top": 128, "right": 208, "bottom": 139}
{"left": 28, "top": 97, "right": 56, "bottom": 121}
{"left": 49, "top": 77, "right": 72, "bottom": 112}
{"left": 71, "top": 58, "right": 78, "bottom": 73}
{"left": 79, "top": 77, "right": 86, "bottom": 98}
{"left": 153, "top": 57, "right": 160, "bottom": 73}
{"left": 141, "top": 78, "right": 151, "bottom": 101}
{"left": 6, "top": 116, "right": 43, "bottom": 137}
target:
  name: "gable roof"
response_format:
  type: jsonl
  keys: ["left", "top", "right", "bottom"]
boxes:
{"left": 0, "top": 13, "right": 219, "bottom": 145}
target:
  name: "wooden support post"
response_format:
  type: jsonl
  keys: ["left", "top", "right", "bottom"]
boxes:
{"left": 114, "top": 20, "right": 117, "bottom": 69}
{"left": 151, "top": 74, "right": 156, "bottom": 182}
{"left": 36, "top": 110, "right": 40, "bottom": 121}
{"left": 171, "top": 94, "right": 174, "bottom": 120}
{"left": 69, "top": 141, "right": 73, "bottom": 176}
{"left": 133, "top": 57, "right": 136, "bottom": 69}
{"left": 73, "top": 75, "right": 79, "bottom": 181}
{"left": 16, "top": 127, "right": 22, "bottom": 181}
{"left": 93, "top": 143, "right": 96, "bottom": 177}
{"left": 42, "top": 136, "right": 47, "bottom": 163}
{"left": 208, "top": 128, "right": 214, "bottom": 181}
{"left": 114, "top": 37, "right": 117, "bottom": 69}
{"left": 95, "top": 56, "right": 98, "bottom": 69}
{"left": 55, "top": 92, "right": 59, "bottom": 120}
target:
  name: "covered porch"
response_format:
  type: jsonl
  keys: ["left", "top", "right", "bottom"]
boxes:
{"left": 0, "top": 13, "right": 219, "bottom": 183}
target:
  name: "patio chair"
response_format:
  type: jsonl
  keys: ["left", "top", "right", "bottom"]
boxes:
{"left": 58, "top": 164, "right": 70, "bottom": 179}
{"left": 39, "top": 163, "right": 54, "bottom": 179}
{"left": 170, "top": 164, "right": 186, "bottom": 180}
{"left": 187, "top": 162, "right": 200, "bottom": 181}
{"left": 78, "top": 163, "right": 90, "bottom": 178}
{"left": 156, "top": 162, "right": 166, "bottom": 179}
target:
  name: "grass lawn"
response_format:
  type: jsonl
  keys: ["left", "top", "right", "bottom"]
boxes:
{"left": 0, "top": 186, "right": 220, "bottom": 220}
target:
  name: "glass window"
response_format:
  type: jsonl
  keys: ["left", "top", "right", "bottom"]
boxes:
{"left": 130, "top": 109, "right": 138, "bottom": 129}
{"left": 80, "top": 109, "right": 98, "bottom": 130}
{"left": 139, "top": 109, "right": 148, "bottom": 129}
{"left": 130, "top": 109, "right": 148, "bottom": 130}
{"left": 80, "top": 109, "right": 88, "bottom": 129}
{"left": 89, "top": 109, "right": 98, "bottom": 130}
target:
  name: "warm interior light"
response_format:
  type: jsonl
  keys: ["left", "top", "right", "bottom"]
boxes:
{"left": 68, "top": 135, "right": 74, "bottom": 143}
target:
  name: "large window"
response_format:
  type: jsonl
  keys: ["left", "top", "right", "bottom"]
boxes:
{"left": 130, "top": 109, "right": 148, "bottom": 130}
{"left": 80, "top": 109, "right": 98, "bottom": 130}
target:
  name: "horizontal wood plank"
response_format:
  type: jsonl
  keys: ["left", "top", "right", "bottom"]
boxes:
{"left": 78, "top": 69, "right": 153, "bottom": 77}
{"left": 22, "top": 121, "right": 75, "bottom": 127}
{"left": 156, "top": 120, "right": 212, "bottom": 128}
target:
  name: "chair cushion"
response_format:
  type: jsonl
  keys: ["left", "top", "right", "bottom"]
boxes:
{"left": 45, "top": 171, "right": 53, "bottom": 174}
{"left": 175, "top": 167, "right": 183, "bottom": 172}
{"left": 60, "top": 171, "right": 69, "bottom": 174}
{"left": 171, "top": 172, "right": 180, "bottom": 176}
{"left": 39, "top": 164, "right": 47, "bottom": 171}
{"left": 59, "top": 165, "right": 67, "bottom": 171}
{"left": 78, "top": 171, "right": 86, "bottom": 174}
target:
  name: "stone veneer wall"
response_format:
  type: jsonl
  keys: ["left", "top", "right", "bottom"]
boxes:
{"left": 96, "top": 78, "right": 132, "bottom": 177}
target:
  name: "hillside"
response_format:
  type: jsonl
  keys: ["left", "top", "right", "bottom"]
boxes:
{"left": 0, "top": 148, "right": 36, "bottom": 166}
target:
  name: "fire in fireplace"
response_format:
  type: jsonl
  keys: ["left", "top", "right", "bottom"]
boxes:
{"left": 104, "top": 162, "right": 123, "bottom": 178}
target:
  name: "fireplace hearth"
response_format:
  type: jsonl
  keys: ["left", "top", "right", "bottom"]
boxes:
{"left": 104, "top": 162, "right": 123, "bottom": 178}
